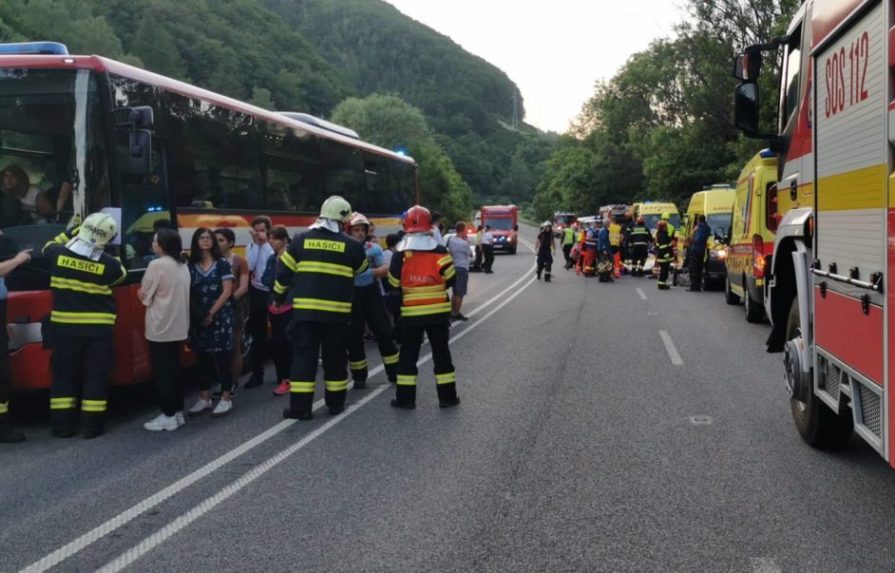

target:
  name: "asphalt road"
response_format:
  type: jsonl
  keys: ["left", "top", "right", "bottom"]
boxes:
{"left": 4, "top": 225, "right": 895, "bottom": 572}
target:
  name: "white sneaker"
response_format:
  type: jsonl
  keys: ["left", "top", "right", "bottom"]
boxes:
{"left": 211, "top": 399, "right": 233, "bottom": 418}
{"left": 143, "top": 413, "right": 179, "bottom": 432}
{"left": 188, "top": 398, "right": 213, "bottom": 417}
{"left": 174, "top": 411, "right": 186, "bottom": 427}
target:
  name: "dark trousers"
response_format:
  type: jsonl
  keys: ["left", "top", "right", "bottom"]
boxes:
{"left": 50, "top": 333, "right": 114, "bottom": 431}
{"left": 562, "top": 244, "right": 573, "bottom": 268}
{"left": 247, "top": 286, "right": 270, "bottom": 378}
{"left": 149, "top": 341, "right": 183, "bottom": 416}
{"left": 288, "top": 321, "right": 349, "bottom": 414}
{"left": 0, "top": 301, "right": 12, "bottom": 423}
{"left": 348, "top": 286, "right": 398, "bottom": 383}
{"left": 658, "top": 261, "right": 671, "bottom": 287}
{"left": 537, "top": 252, "right": 553, "bottom": 279}
{"left": 394, "top": 322, "right": 457, "bottom": 406}
{"left": 689, "top": 249, "right": 705, "bottom": 290}
{"left": 472, "top": 245, "right": 483, "bottom": 271}
{"left": 631, "top": 245, "right": 648, "bottom": 274}
{"left": 483, "top": 245, "right": 495, "bottom": 272}
{"left": 270, "top": 310, "right": 293, "bottom": 383}
{"left": 198, "top": 351, "right": 232, "bottom": 393}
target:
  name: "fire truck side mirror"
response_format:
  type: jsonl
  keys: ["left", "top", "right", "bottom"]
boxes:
{"left": 734, "top": 83, "right": 760, "bottom": 136}
{"left": 733, "top": 51, "right": 763, "bottom": 81}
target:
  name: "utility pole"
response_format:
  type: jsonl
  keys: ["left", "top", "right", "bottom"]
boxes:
{"left": 511, "top": 91, "right": 519, "bottom": 130}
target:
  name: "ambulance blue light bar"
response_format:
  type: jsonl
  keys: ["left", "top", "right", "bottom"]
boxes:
{"left": 759, "top": 148, "right": 775, "bottom": 158}
{"left": 0, "top": 42, "right": 69, "bottom": 55}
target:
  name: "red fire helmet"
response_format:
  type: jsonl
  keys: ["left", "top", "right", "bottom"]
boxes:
{"left": 403, "top": 205, "right": 432, "bottom": 233}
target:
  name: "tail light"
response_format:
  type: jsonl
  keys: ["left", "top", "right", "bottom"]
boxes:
{"left": 766, "top": 183, "right": 779, "bottom": 232}
{"left": 752, "top": 234, "right": 765, "bottom": 278}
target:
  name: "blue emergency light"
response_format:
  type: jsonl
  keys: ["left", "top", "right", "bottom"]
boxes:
{"left": 759, "top": 148, "right": 775, "bottom": 158}
{"left": 0, "top": 42, "right": 69, "bottom": 55}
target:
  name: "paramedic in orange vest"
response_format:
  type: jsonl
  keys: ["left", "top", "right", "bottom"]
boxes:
{"left": 387, "top": 205, "right": 460, "bottom": 409}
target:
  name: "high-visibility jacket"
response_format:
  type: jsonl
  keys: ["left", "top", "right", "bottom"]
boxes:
{"left": 656, "top": 230, "right": 673, "bottom": 263}
{"left": 562, "top": 227, "right": 575, "bottom": 246}
{"left": 42, "top": 228, "right": 127, "bottom": 336}
{"left": 274, "top": 228, "right": 368, "bottom": 322}
{"left": 629, "top": 225, "right": 652, "bottom": 247}
{"left": 609, "top": 223, "right": 622, "bottom": 247}
{"left": 387, "top": 246, "right": 456, "bottom": 326}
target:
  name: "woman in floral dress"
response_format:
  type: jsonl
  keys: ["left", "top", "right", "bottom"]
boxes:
{"left": 187, "top": 227, "right": 235, "bottom": 417}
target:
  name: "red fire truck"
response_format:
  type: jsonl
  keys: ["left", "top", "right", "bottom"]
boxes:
{"left": 0, "top": 42, "right": 418, "bottom": 390}
{"left": 734, "top": 0, "right": 895, "bottom": 464}
{"left": 479, "top": 204, "right": 518, "bottom": 254}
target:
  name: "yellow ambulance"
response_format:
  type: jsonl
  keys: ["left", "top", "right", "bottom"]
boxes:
{"left": 678, "top": 185, "right": 736, "bottom": 289}
{"left": 724, "top": 149, "right": 782, "bottom": 322}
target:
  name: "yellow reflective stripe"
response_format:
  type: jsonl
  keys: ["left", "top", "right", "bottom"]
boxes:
{"left": 437, "top": 255, "right": 453, "bottom": 267}
{"left": 296, "top": 261, "right": 353, "bottom": 278}
{"left": 387, "top": 273, "right": 401, "bottom": 288}
{"left": 52, "top": 230, "right": 69, "bottom": 244}
{"left": 349, "top": 359, "right": 368, "bottom": 370}
{"left": 50, "top": 277, "right": 113, "bottom": 295}
{"left": 280, "top": 251, "right": 298, "bottom": 272}
{"left": 81, "top": 399, "right": 107, "bottom": 413}
{"left": 396, "top": 375, "right": 417, "bottom": 386}
{"left": 382, "top": 353, "right": 399, "bottom": 365}
{"left": 401, "top": 302, "right": 452, "bottom": 317}
{"left": 274, "top": 281, "right": 288, "bottom": 295}
{"left": 50, "top": 397, "right": 77, "bottom": 410}
{"left": 0, "top": 401, "right": 8, "bottom": 415}
{"left": 51, "top": 310, "right": 116, "bottom": 325}
{"left": 290, "top": 381, "right": 316, "bottom": 394}
{"left": 325, "top": 379, "right": 349, "bottom": 392}
{"left": 436, "top": 372, "right": 457, "bottom": 385}
{"left": 443, "top": 265, "right": 456, "bottom": 280}
{"left": 292, "top": 298, "right": 352, "bottom": 313}
{"left": 355, "top": 258, "right": 370, "bottom": 275}
{"left": 403, "top": 285, "right": 444, "bottom": 294}
{"left": 402, "top": 291, "right": 448, "bottom": 302}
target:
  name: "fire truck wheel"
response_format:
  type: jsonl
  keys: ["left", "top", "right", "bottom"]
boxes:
{"left": 786, "top": 298, "right": 853, "bottom": 449}
{"left": 724, "top": 277, "right": 741, "bottom": 305}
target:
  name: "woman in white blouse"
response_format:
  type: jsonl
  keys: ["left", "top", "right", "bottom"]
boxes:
{"left": 139, "top": 228, "right": 191, "bottom": 432}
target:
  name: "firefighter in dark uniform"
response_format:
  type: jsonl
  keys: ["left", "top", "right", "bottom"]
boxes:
{"left": 536, "top": 221, "right": 555, "bottom": 281}
{"left": 44, "top": 212, "right": 127, "bottom": 438}
{"left": 347, "top": 212, "right": 399, "bottom": 389}
{"left": 274, "top": 196, "right": 368, "bottom": 420}
{"left": 656, "top": 220, "right": 673, "bottom": 290}
{"left": 387, "top": 205, "right": 460, "bottom": 409}
{"left": 621, "top": 213, "right": 634, "bottom": 271}
{"left": 629, "top": 217, "right": 652, "bottom": 276}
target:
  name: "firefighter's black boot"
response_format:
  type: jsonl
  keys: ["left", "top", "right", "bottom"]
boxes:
{"left": 284, "top": 393, "right": 314, "bottom": 421}
{"left": 0, "top": 416, "right": 25, "bottom": 443}
{"left": 545, "top": 273, "right": 551, "bottom": 282}
{"left": 436, "top": 382, "right": 459, "bottom": 408}
{"left": 391, "top": 384, "right": 416, "bottom": 409}
{"left": 51, "top": 410, "right": 76, "bottom": 438}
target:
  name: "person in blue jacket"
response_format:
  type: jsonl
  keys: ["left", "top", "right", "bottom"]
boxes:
{"left": 597, "top": 218, "right": 614, "bottom": 283}
{"left": 688, "top": 214, "right": 711, "bottom": 291}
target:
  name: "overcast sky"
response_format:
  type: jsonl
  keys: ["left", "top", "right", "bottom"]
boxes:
{"left": 384, "top": 1, "right": 688, "bottom": 133}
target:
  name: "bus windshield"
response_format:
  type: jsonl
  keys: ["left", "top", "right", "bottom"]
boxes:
{"left": 0, "top": 68, "right": 107, "bottom": 288}
{"left": 554, "top": 214, "right": 576, "bottom": 226}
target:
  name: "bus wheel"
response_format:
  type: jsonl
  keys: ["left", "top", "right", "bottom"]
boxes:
{"left": 724, "top": 277, "right": 740, "bottom": 305}
{"left": 786, "top": 297, "right": 853, "bottom": 449}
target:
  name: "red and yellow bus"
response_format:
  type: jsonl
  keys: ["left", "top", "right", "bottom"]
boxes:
{"left": 0, "top": 43, "right": 418, "bottom": 390}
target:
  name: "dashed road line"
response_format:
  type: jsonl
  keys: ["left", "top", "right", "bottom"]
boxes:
{"left": 659, "top": 330, "right": 684, "bottom": 366}
{"left": 750, "top": 557, "right": 782, "bottom": 573}
{"left": 636, "top": 287, "right": 647, "bottom": 300}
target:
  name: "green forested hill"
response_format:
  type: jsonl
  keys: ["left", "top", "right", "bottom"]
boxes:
{"left": 0, "top": 0, "right": 555, "bottom": 210}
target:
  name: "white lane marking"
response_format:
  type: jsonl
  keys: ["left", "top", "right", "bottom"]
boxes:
{"left": 659, "top": 330, "right": 684, "bottom": 366}
{"left": 750, "top": 558, "right": 782, "bottom": 573}
{"left": 20, "top": 243, "right": 538, "bottom": 573}
{"left": 636, "top": 287, "right": 647, "bottom": 300}
{"left": 96, "top": 274, "right": 539, "bottom": 573}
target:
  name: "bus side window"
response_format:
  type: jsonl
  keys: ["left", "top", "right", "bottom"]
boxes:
{"left": 119, "top": 138, "right": 171, "bottom": 270}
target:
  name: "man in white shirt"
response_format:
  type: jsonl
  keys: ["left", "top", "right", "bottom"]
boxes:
{"left": 481, "top": 225, "right": 495, "bottom": 274}
{"left": 245, "top": 215, "right": 274, "bottom": 389}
